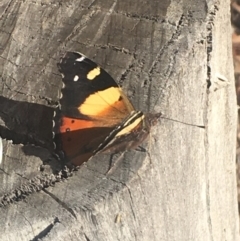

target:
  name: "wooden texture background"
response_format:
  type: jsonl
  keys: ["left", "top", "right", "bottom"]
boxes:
{"left": 0, "top": 0, "right": 239, "bottom": 240}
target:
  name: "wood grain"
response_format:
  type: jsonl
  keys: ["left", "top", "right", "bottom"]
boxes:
{"left": 0, "top": 0, "right": 238, "bottom": 240}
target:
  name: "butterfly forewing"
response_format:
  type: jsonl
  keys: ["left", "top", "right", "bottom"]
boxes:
{"left": 57, "top": 52, "right": 134, "bottom": 124}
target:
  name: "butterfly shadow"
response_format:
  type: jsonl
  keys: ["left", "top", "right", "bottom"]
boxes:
{"left": 0, "top": 95, "right": 62, "bottom": 171}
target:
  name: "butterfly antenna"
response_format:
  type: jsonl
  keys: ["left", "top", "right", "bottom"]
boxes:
{"left": 161, "top": 116, "right": 205, "bottom": 128}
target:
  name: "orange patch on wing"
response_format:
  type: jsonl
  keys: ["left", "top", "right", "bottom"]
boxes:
{"left": 59, "top": 126, "right": 114, "bottom": 165}
{"left": 96, "top": 96, "right": 132, "bottom": 118}
{"left": 77, "top": 88, "right": 134, "bottom": 127}
{"left": 59, "top": 94, "right": 135, "bottom": 135}
{"left": 59, "top": 89, "right": 135, "bottom": 135}
{"left": 79, "top": 87, "right": 122, "bottom": 116}
{"left": 60, "top": 117, "right": 94, "bottom": 133}
{"left": 60, "top": 130, "right": 95, "bottom": 160}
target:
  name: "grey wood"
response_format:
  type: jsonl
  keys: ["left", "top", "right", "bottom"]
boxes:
{"left": 0, "top": 0, "right": 238, "bottom": 240}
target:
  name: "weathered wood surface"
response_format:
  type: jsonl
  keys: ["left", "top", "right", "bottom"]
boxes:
{"left": 0, "top": 0, "right": 239, "bottom": 240}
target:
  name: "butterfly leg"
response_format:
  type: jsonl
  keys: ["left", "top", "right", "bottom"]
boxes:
{"left": 136, "top": 145, "right": 152, "bottom": 165}
{"left": 135, "top": 146, "right": 146, "bottom": 152}
{"left": 106, "top": 152, "right": 125, "bottom": 175}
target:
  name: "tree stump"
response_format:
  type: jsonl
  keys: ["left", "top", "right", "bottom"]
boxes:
{"left": 0, "top": 0, "right": 238, "bottom": 240}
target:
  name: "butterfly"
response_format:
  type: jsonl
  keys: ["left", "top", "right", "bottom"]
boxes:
{"left": 53, "top": 52, "right": 161, "bottom": 166}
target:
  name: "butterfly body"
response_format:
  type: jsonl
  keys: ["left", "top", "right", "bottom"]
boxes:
{"left": 54, "top": 52, "right": 161, "bottom": 166}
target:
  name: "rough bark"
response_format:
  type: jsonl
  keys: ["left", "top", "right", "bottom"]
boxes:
{"left": 0, "top": 0, "right": 238, "bottom": 240}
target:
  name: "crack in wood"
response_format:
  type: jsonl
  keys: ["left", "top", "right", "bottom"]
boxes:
{"left": 148, "top": 13, "right": 187, "bottom": 76}
{"left": 43, "top": 188, "right": 77, "bottom": 219}
{"left": 93, "top": 43, "right": 133, "bottom": 56}
{"left": 117, "top": 11, "right": 165, "bottom": 23}
{"left": 206, "top": 4, "right": 219, "bottom": 89}
{"left": 0, "top": 166, "right": 75, "bottom": 207}
{"left": 118, "top": 63, "right": 134, "bottom": 87}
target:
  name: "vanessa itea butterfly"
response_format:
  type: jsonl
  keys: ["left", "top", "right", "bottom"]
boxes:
{"left": 53, "top": 52, "right": 161, "bottom": 166}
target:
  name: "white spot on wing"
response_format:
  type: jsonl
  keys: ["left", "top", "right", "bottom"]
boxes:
{"left": 74, "top": 75, "right": 79, "bottom": 81}
{"left": 76, "top": 56, "right": 85, "bottom": 62}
